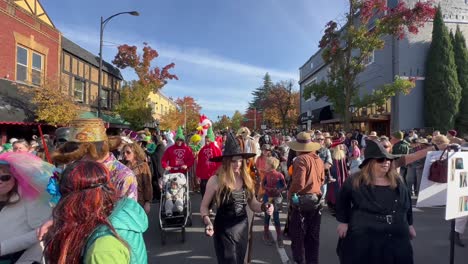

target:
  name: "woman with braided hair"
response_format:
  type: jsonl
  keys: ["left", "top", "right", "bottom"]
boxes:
{"left": 44, "top": 161, "right": 148, "bottom": 264}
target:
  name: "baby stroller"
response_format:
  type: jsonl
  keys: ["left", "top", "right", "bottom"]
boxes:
{"left": 158, "top": 170, "right": 192, "bottom": 245}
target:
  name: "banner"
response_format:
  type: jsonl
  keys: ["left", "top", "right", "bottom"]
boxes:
{"left": 445, "top": 152, "right": 468, "bottom": 220}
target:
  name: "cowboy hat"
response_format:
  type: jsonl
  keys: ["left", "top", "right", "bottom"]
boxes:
{"left": 287, "top": 132, "right": 321, "bottom": 153}
{"left": 359, "top": 139, "right": 398, "bottom": 168}
{"left": 210, "top": 132, "right": 256, "bottom": 162}
{"left": 368, "top": 131, "right": 378, "bottom": 140}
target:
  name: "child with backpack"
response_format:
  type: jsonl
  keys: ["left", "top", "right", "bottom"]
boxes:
{"left": 262, "top": 157, "right": 287, "bottom": 247}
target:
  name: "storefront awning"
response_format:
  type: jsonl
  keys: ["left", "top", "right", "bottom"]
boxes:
{"left": 298, "top": 105, "right": 334, "bottom": 125}
{"left": 79, "top": 111, "right": 130, "bottom": 128}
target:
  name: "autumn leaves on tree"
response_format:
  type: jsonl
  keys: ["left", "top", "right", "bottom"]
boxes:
{"left": 303, "top": 0, "right": 435, "bottom": 130}
{"left": 112, "top": 43, "right": 178, "bottom": 129}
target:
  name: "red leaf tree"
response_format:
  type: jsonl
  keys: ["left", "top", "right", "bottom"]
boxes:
{"left": 113, "top": 43, "right": 178, "bottom": 90}
{"left": 305, "top": 0, "right": 435, "bottom": 130}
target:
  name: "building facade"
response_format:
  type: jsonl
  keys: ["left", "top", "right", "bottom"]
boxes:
{"left": 299, "top": 0, "right": 468, "bottom": 136}
{"left": 60, "top": 36, "right": 124, "bottom": 124}
{"left": 147, "top": 90, "right": 177, "bottom": 122}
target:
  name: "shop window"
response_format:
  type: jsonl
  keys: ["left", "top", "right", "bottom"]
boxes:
{"left": 16, "top": 46, "right": 44, "bottom": 85}
{"left": 32, "top": 52, "right": 43, "bottom": 85}
{"left": 16, "top": 46, "right": 28, "bottom": 82}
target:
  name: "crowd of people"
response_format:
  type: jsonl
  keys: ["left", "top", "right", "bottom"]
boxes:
{"left": 0, "top": 117, "right": 467, "bottom": 264}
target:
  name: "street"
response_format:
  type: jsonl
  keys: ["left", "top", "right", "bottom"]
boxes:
{"left": 144, "top": 193, "right": 468, "bottom": 264}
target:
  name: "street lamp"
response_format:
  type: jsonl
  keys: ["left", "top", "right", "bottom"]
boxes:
{"left": 97, "top": 11, "right": 139, "bottom": 118}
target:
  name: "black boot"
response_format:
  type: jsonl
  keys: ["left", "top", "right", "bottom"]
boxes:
{"left": 455, "top": 232, "right": 465, "bottom": 247}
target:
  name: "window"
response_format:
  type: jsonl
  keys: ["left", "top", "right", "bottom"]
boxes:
{"left": 100, "top": 88, "right": 109, "bottom": 108}
{"left": 310, "top": 62, "right": 314, "bottom": 69}
{"left": 73, "top": 78, "right": 84, "bottom": 102}
{"left": 16, "top": 46, "right": 44, "bottom": 85}
{"left": 16, "top": 46, "right": 28, "bottom": 82}
{"left": 363, "top": 50, "right": 375, "bottom": 66}
{"left": 305, "top": 78, "right": 317, "bottom": 101}
{"left": 32, "top": 52, "right": 43, "bottom": 85}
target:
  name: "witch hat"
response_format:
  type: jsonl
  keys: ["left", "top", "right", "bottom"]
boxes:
{"left": 359, "top": 139, "right": 398, "bottom": 168}
{"left": 210, "top": 132, "right": 256, "bottom": 162}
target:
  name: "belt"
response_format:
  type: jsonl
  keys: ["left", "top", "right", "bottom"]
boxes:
{"left": 376, "top": 214, "right": 394, "bottom": 224}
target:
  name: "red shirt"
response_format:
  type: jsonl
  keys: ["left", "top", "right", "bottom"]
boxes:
{"left": 196, "top": 142, "right": 222, "bottom": 180}
{"left": 161, "top": 143, "right": 195, "bottom": 174}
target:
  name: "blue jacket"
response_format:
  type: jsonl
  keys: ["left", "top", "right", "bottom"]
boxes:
{"left": 85, "top": 198, "right": 148, "bottom": 264}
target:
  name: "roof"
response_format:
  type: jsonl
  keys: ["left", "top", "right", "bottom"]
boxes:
{"left": 0, "top": 79, "right": 35, "bottom": 122}
{"left": 61, "top": 36, "right": 123, "bottom": 80}
{"left": 14, "top": 0, "right": 55, "bottom": 28}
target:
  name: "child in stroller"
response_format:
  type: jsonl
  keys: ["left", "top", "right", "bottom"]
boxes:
{"left": 163, "top": 173, "right": 187, "bottom": 217}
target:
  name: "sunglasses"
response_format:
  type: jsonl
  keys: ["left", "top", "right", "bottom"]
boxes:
{"left": 124, "top": 151, "right": 133, "bottom": 155}
{"left": 317, "top": 138, "right": 325, "bottom": 141}
{"left": 376, "top": 157, "right": 392, "bottom": 163}
{"left": 0, "top": 175, "right": 12, "bottom": 182}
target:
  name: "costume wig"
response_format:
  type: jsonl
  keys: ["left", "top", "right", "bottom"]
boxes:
{"left": 51, "top": 136, "right": 122, "bottom": 165}
{"left": 44, "top": 161, "right": 124, "bottom": 264}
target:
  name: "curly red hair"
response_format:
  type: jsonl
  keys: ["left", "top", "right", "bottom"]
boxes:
{"left": 44, "top": 161, "right": 123, "bottom": 264}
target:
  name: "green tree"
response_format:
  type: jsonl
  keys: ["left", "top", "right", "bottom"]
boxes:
{"left": 453, "top": 26, "right": 468, "bottom": 135}
{"left": 213, "top": 115, "right": 232, "bottom": 131}
{"left": 425, "top": 7, "right": 462, "bottom": 131}
{"left": 303, "top": 0, "right": 435, "bottom": 131}
{"left": 249, "top": 72, "right": 273, "bottom": 110}
{"left": 115, "top": 81, "right": 153, "bottom": 129}
{"left": 230, "top": 111, "right": 243, "bottom": 132}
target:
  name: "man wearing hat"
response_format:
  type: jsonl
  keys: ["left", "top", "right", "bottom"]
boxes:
{"left": 447, "top": 129, "right": 465, "bottom": 145}
{"left": 390, "top": 131, "right": 410, "bottom": 179}
{"left": 287, "top": 132, "right": 324, "bottom": 264}
{"left": 51, "top": 118, "right": 137, "bottom": 200}
{"left": 161, "top": 127, "right": 195, "bottom": 174}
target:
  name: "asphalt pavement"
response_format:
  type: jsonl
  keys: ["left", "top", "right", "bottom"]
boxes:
{"left": 144, "top": 193, "right": 468, "bottom": 264}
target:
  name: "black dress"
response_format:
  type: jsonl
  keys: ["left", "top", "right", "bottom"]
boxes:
{"left": 213, "top": 187, "right": 249, "bottom": 264}
{"left": 336, "top": 176, "right": 414, "bottom": 264}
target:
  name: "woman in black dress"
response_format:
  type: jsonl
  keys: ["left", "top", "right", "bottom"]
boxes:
{"left": 336, "top": 139, "right": 417, "bottom": 264}
{"left": 200, "top": 132, "right": 273, "bottom": 264}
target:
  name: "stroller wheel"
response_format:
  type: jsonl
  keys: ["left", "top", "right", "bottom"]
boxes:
{"left": 161, "top": 231, "right": 166, "bottom": 246}
{"left": 181, "top": 227, "right": 186, "bottom": 243}
{"left": 187, "top": 216, "right": 193, "bottom": 227}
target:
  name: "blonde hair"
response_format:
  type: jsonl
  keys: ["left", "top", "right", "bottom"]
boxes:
{"left": 332, "top": 146, "right": 346, "bottom": 160}
{"left": 266, "top": 157, "right": 280, "bottom": 171}
{"left": 215, "top": 157, "right": 255, "bottom": 205}
{"left": 352, "top": 159, "right": 399, "bottom": 189}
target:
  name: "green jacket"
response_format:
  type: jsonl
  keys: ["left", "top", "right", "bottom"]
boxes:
{"left": 84, "top": 198, "right": 148, "bottom": 264}
{"left": 392, "top": 140, "right": 410, "bottom": 156}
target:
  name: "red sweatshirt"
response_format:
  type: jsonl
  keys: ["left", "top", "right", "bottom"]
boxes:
{"left": 196, "top": 142, "right": 222, "bottom": 180}
{"left": 161, "top": 143, "right": 195, "bottom": 174}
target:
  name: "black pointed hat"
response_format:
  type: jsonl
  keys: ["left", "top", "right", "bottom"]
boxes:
{"left": 210, "top": 132, "right": 256, "bottom": 162}
{"left": 359, "top": 139, "right": 398, "bottom": 168}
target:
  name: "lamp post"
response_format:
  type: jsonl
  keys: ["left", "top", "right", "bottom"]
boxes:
{"left": 97, "top": 11, "right": 139, "bottom": 118}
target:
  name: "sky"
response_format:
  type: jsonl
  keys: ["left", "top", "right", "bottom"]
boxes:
{"left": 41, "top": 0, "right": 348, "bottom": 122}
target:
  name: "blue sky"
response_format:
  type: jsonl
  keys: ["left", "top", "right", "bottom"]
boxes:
{"left": 41, "top": 0, "right": 347, "bottom": 122}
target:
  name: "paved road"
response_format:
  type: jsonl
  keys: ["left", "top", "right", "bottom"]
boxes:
{"left": 145, "top": 193, "right": 468, "bottom": 264}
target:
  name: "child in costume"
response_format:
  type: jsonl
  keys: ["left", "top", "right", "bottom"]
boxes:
{"left": 189, "top": 134, "right": 202, "bottom": 192}
{"left": 161, "top": 127, "right": 194, "bottom": 175}
{"left": 163, "top": 173, "right": 186, "bottom": 216}
{"left": 262, "top": 156, "right": 287, "bottom": 247}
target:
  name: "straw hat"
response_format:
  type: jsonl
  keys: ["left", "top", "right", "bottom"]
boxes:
{"left": 322, "top": 132, "right": 332, "bottom": 138}
{"left": 68, "top": 118, "right": 107, "bottom": 143}
{"left": 287, "top": 132, "right": 321, "bottom": 153}
{"left": 432, "top": 135, "right": 449, "bottom": 146}
{"left": 368, "top": 131, "right": 378, "bottom": 140}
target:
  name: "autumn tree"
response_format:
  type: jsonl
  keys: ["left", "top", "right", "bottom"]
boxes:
{"left": 425, "top": 7, "right": 461, "bottom": 132}
{"left": 213, "top": 115, "right": 232, "bottom": 131}
{"left": 18, "top": 79, "right": 78, "bottom": 126}
{"left": 262, "top": 81, "right": 298, "bottom": 131}
{"left": 230, "top": 111, "right": 244, "bottom": 132}
{"left": 115, "top": 81, "right": 153, "bottom": 130}
{"left": 112, "top": 43, "right": 178, "bottom": 127}
{"left": 159, "top": 96, "right": 202, "bottom": 132}
{"left": 303, "top": 0, "right": 435, "bottom": 131}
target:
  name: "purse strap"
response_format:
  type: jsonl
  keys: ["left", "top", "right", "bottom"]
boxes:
{"left": 439, "top": 148, "right": 448, "bottom": 160}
